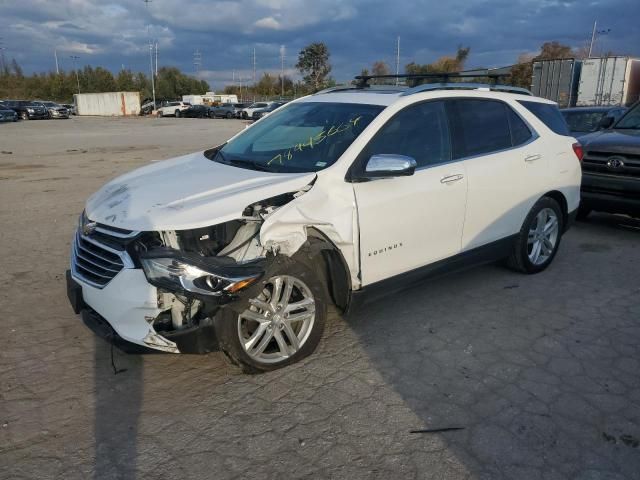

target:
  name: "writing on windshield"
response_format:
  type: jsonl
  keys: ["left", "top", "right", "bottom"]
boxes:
{"left": 267, "top": 115, "right": 363, "bottom": 166}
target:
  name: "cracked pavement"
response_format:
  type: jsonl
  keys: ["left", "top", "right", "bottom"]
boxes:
{"left": 1, "top": 117, "right": 639, "bottom": 479}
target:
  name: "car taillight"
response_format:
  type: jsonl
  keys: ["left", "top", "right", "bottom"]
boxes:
{"left": 572, "top": 142, "right": 584, "bottom": 162}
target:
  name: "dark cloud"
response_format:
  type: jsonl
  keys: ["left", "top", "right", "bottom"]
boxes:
{"left": 1, "top": 0, "right": 638, "bottom": 88}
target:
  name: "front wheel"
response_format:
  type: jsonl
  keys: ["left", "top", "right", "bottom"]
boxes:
{"left": 20, "top": 112, "right": 29, "bottom": 120}
{"left": 506, "top": 197, "right": 563, "bottom": 274}
{"left": 216, "top": 260, "right": 327, "bottom": 373}
{"left": 175, "top": 110, "right": 180, "bottom": 118}
{"left": 226, "top": 112, "right": 233, "bottom": 119}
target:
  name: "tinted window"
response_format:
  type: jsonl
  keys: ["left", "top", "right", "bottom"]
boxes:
{"left": 518, "top": 100, "right": 570, "bottom": 136}
{"left": 449, "top": 99, "right": 512, "bottom": 158}
{"left": 615, "top": 103, "right": 640, "bottom": 129}
{"left": 364, "top": 101, "right": 451, "bottom": 168}
{"left": 507, "top": 108, "right": 533, "bottom": 145}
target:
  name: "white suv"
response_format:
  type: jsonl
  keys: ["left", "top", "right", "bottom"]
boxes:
{"left": 156, "top": 101, "right": 190, "bottom": 117}
{"left": 67, "top": 82, "right": 582, "bottom": 372}
{"left": 240, "top": 101, "right": 275, "bottom": 119}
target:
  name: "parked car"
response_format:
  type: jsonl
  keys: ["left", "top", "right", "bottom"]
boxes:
{"left": 561, "top": 106, "right": 626, "bottom": 137}
{"left": 36, "top": 101, "right": 70, "bottom": 119}
{"left": 577, "top": 101, "right": 640, "bottom": 219}
{"left": 62, "top": 104, "right": 77, "bottom": 115}
{"left": 156, "top": 101, "right": 191, "bottom": 117}
{"left": 209, "top": 103, "right": 242, "bottom": 119}
{"left": 0, "top": 101, "right": 18, "bottom": 122}
{"left": 233, "top": 103, "right": 250, "bottom": 118}
{"left": 2, "top": 100, "right": 49, "bottom": 120}
{"left": 180, "top": 104, "right": 210, "bottom": 118}
{"left": 67, "top": 84, "right": 581, "bottom": 372}
{"left": 240, "top": 101, "right": 275, "bottom": 119}
{"left": 251, "top": 102, "right": 287, "bottom": 120}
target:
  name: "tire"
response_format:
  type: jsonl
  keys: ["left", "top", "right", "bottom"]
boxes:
{"left": 506, "top": 197, "right": 564, "bottom": 274}
{"left": 157, "top": 110, "right": 163, "bottom": 118}
{"left": 226, "top": 112, "right": 233, "bottom": 119}
{"left": 216, "top": 256, "right": 327, "bottom": 373}
{"left": 576, "top": 205, "right": 591, "bottom": 221}
{"left": 20, "top": 112, "right": 29, "bottom": 120}
{"left": 175, "top": 110, "right": 180, "bottom": 118}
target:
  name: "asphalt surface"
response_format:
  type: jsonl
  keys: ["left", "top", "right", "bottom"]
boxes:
{"left": 1, "top": 117, "right": 639, "bottom": 480}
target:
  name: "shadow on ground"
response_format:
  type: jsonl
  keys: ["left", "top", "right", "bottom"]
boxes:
{"left": 344, "top": 214, "right": 640, "bottom": 479}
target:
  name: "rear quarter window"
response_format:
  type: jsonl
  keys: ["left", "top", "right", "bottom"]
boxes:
{"left": 518, "top": 100, "right": 570, "bottom": 136}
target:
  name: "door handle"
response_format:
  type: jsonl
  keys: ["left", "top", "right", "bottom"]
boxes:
{"left": 440, "top": 174, "right": 464, "bottom": 184}
{"left": 525, "top": 154, "right": 542, "bottom": 162}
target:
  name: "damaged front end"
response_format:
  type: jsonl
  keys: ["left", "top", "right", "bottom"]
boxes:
{"left": 125, "top": 189, "right": 310, "bottom": 353}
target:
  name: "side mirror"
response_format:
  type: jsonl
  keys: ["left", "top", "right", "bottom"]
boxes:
{"left": 598, "top": 116, "right": 615, "bottom": 129}
{"left": 362, "top": 154, "right": 417, "bottom": 179}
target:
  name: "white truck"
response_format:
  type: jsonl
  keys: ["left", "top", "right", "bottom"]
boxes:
{"left": 577, "top": 56, "right": 640, "bottom": 107}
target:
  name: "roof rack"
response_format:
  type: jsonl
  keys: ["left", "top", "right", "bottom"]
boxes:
{"left": 400, "top": 82, "right": 532, "bottom": 96}
{"left": 353, "top": 71, "right": 512, "bottom": 87}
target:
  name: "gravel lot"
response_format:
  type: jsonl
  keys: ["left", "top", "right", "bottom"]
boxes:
{"left": 1, "top": 116, "right": 639, "bottom": 480}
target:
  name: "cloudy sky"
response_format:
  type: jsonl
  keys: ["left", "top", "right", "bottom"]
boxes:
{"left": 1, "top": 0, "right": 638, "bottom": 90}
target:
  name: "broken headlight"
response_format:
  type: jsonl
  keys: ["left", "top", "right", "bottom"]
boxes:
{"left": 140, "top": 251, "right": 263, "bottom": 296}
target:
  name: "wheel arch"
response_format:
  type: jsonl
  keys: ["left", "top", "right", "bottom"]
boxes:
{"left": 541, "top": 190, "right": 569, "bottom": 231}
{"left": 301, "top": 228, "right": 352, "bottom": 313}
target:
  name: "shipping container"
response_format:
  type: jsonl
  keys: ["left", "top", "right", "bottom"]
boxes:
{"left": 74, "top": 92, "right": 141, "bottom": 116}
{"left": 577, "top": 56, "right": 640, "bottom": 106}
{"left": 531, "top": 59, "right": 582, "bottom": 107}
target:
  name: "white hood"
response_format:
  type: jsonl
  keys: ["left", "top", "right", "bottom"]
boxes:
{"left": 85, "top": 151, "right": 316, "bottom": 231}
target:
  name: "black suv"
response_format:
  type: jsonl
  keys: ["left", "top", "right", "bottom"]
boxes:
{"left": 2, "top": 100, "right": 49, "bottom": 120}
{"left": 579, "top": 101, "right": 640, "bottom": 218}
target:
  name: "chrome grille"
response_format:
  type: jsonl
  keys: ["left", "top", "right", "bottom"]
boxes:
{"left": 583, "top": 151, "right": 640, "bottom": 178}
{"left": 71, "top": 223, "right": 136, "bottom": 288}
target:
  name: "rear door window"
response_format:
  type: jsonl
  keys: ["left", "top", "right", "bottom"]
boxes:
{"left": 448, "top": 99, "right": 513, "bottom": 159}
{"left": 518, "top": 100, "right": 570, "bottom": 136}
{"left": 507, "top": 108, "right": 533, "bottom": 146}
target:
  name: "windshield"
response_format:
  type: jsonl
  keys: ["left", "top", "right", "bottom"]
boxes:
{"left": 214, "top": 102, "right": 384, "bottom": 173}
{"left": 615, "top": 104, "right": 640, "bottom": 129}
{"left": 562, "top": 110, "right": 606, "bottom": 133}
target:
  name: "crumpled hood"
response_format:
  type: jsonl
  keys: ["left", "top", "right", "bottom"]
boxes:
{"left": 85, "top": 151, "right": 316, "bottom": 231}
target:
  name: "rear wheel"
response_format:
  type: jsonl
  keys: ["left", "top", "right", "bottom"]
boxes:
{"left": 507, "top": 197, "right": 563, "bottom": 274}
{"left": 226, "top": 112, "right": 233, "bottom": 119}
{"left": 157, "top": 110, "right": 163, "bottom": 117}
{"left": 20, "top": 112, "right": 29, "bottom": 120}
{"left": 217, "top": 260, "right": 327, "bottom": 373}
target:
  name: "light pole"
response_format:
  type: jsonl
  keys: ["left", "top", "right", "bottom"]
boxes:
{"left": 149, "top": 41, "right": 156, "bottom": 111}
{"left": 69, "top": 55, "right": 81, "bottom": 94}
{"left": 588, "top": 21, "right": 611, "bottom": 58}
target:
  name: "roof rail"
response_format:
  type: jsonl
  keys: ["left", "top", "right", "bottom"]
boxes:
{"left": 354, "top": 71, "right": 512, "bottom": 88}
{"left": 400, "top": 82, "right": 532, "bottom": 96}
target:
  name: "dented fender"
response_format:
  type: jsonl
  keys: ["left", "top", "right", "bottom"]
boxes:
{"left": 259, "top": 172, "right": 361, "bottom": 289}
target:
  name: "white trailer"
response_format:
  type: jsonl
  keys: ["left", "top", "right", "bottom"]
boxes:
{"left": 577, "top": 56, "right": 640, "bottom": 106}
{"left": 182, "top": 95, "right": 204, "bottom": 105}
{"left": 74, "top": 92, "right": 141, "bottom": 116}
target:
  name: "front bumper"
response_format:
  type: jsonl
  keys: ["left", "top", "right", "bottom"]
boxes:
{"left": 581, "top": 172, "right": 640, "bottom": 215}
{"left": 27, "top": 112, "right": 49, "bottom": 119}
{"left": 67, "top": 269, "right": 221, "bottom": 354}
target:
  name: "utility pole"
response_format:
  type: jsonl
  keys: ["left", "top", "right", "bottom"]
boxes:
{"left": 155, "top": 41, "right": 158, "bottom": 76}
{"left": 54, "top": 49, "right": 59, "bottom": 74}
{"left": 0, "top": 38, "right": 6, "bottom": 72}
{"left": 149, "top": 42, "right": 156, "bottom": 108}
{"left": 143, "top": 0, "right": 156, "bottom": 110}
{"left": 588, "top": 20, "right": 611, "bottom": 58}
{"left": 280, "top": 45, "right": 285, "bottom": 98}
{"left": 395, "top": 36, "right": 400, "bottom": 85}
{"left": 588, "top": 20, "right": 597, "bottom": 58}
{"left": 69, "top": 55, "right": 81, "bottom": 94}
{"left": 193, "top": 49, "right": 202, "bottom": 75}
{"left": 252, "top": 47, "right": 256, "bottom": 102}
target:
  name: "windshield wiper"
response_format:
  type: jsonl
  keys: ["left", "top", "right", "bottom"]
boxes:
{"left": 227, "top": 158, "right": 274, "bottom": 172}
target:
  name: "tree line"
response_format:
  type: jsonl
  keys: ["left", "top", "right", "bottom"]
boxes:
{"left": 0, "top": 61, "right": 209, "bottom": 102}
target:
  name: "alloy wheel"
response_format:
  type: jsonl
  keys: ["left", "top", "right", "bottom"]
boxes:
{"left": 238, "top": 275, "right": 316, "bottom": 364}
{"left": 527, "top": 207, "right": 559, "bottom": 265}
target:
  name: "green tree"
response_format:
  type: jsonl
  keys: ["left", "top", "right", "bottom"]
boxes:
{"left": 296, "top": 42, "right": 332, "bottom": 92}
